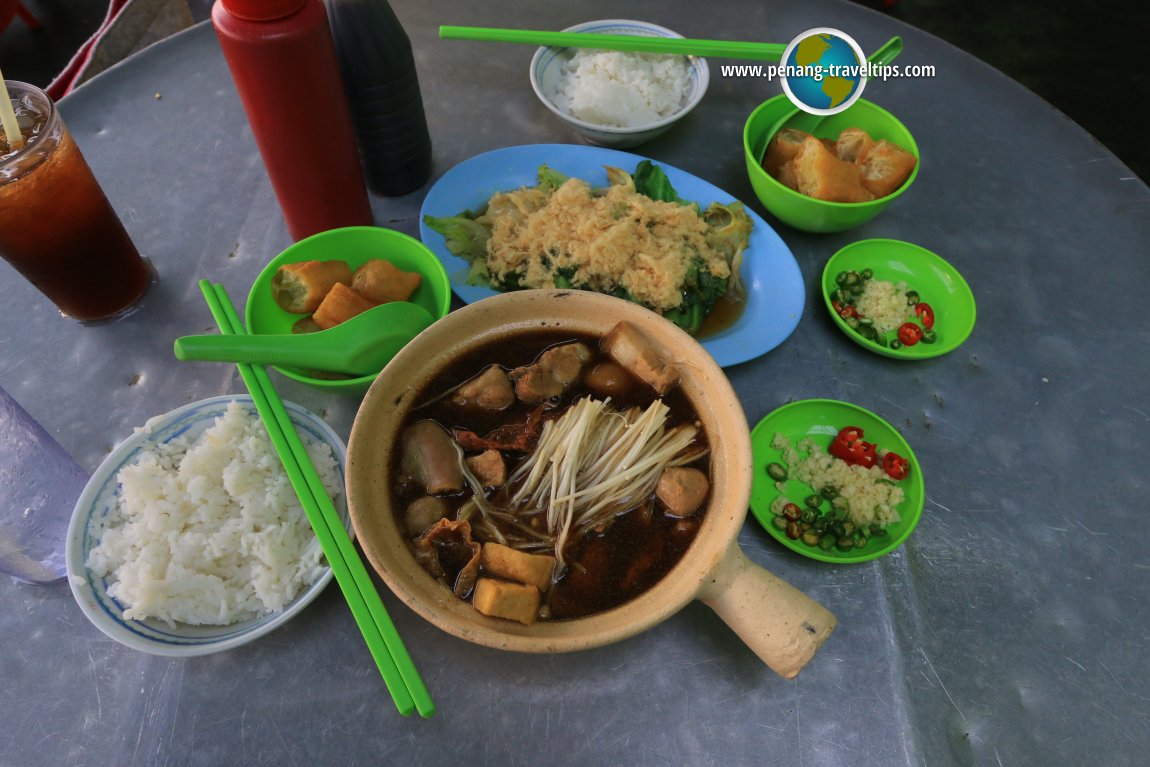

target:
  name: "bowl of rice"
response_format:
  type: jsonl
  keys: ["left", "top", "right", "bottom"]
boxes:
{"left": 530, "top": 19, "right": 709, "bottom": 148}
{"left": 66, "top": 395, "right": 348, "bottom": 656}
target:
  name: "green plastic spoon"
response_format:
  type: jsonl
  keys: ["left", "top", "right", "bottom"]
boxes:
{"left": 174, "top": 301, "right": 436, "bottom": 376}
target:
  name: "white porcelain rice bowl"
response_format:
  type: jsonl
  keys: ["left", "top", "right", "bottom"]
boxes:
{"left": 65, "top": 395, "right": 349, "bottom": 657}
{"left": 530, "top": 19, "right": 709, "bottom": 148}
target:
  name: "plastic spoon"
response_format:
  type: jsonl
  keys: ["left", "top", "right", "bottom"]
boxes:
{"left": 173, "top": 301, "right": 435, "bottom": 376}
{"left": 440, "top": 25, "right": 787, "bottom": 61}
{"left": 752, "top": 36, "right": 904, "bottom": 162}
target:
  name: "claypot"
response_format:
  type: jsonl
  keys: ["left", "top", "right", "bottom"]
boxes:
{"left": 346, "top": 290, "right": 835, "bottom": 678}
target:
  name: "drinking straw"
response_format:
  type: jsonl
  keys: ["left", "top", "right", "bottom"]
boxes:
{"left": 0, "top": 68, "right": 26, "bottom": 151}
{"left": 439, "top": 25, "right": 787, "bottom": 61}
{"left": 196, "top": 280, "right": 435, "bottom": 719}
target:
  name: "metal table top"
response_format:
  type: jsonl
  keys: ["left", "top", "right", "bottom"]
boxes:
{"left": 3, "top": 1, "right": 1148, "bottom": 765}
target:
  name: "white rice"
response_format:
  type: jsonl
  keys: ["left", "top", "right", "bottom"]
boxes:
{"left": 770, "top": 433, "right": 904, "bottom": 529}
{"left": 553, "top": 50, "right": 692, "bottom": 128}
{"left": 855, "top": 278, "right": 911, "bottom": 334}
{"left": 86, "top": 401, "right": 341, "bottom": 626}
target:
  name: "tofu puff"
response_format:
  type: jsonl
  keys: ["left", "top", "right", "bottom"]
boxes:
{"left": 272, "top": 257, "right": 423, "bottom": 331}
{"left": 793, "top": 136, "right": 874, "bottom": 203}
{"left": 272, "top": 260, "right": 352, "bottom": 314}
{"left": 763, "top": 126, "right": 916, "bottom": 202}
{"left": 312, "top": 282, "right": 376, "bottom": 330}
{"left": 351, "top": 259, "right": 421, "bottom": 304}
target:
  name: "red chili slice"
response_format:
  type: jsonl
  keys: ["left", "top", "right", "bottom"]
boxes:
{"left": 883, "top": 451, "right": 909, "bottom": 480}
{"left": 830, "top": 426, "right": 879, "bottom": 467}
{"left": 914, "top": 302, "right": 935, "bottom": 330}
{"left": 898, "top": 322, "right": 924, "bottom": 346}
{"left": 829, "top": 426, "right": 864, "bottom": 461}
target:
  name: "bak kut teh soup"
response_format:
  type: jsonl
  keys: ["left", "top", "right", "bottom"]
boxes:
{"left": 392, "top": 321, "right": 711, "bottom": 625}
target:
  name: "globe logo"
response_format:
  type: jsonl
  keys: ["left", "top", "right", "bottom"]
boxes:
{"left": 780, "top": 28, "right": 868, "bottom": 115}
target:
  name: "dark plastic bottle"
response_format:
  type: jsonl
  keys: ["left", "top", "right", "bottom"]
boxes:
{"left": 211, "top": 0, "right": 373, "bottom": 241}
{"left": 324, "top": 0, "right": 433, "bottom": 196}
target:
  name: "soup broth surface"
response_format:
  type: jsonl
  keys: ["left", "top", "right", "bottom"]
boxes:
{"left": 392, "top": 330, "right": 709, "bottom": 621}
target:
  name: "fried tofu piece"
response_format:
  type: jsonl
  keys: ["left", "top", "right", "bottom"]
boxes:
{"left": 465, "top": 449, "right": 507, "bottom": 488}
{"left": 793, "top": 136, "right": 874, "bottom": 203}
{"left": 763, "top": 128, "right": 810, "bottom": 176}
{"left": 480, "top": 542, "right": 555, "bottom": 591}
{"left": 775, "top": 159, "right": 799, "bottom": 191}
{"left": 834, "top": 127, "right": 875, "bottom": 163}
{"left": 473, "top": 577, "right": 540, "bottom": 625}
{"left": 311, "top": 282, "right": 377, "bottom": 330}
{"left": 271, "top": 260, "right": 352, "bottom": 314}
{"left": 655, "top": 467, "right": 711, "bottom": 517}
{"left": 857, "top": 139, "right": 918, "bottom": 198}
{"left": 601, "top": 321, "right": 679, "bottom": 395}
{"left": 350, "top": 259, "right": 422, "bottom": 304}
{"left": 509, "top": 342, "right": 593, "bottom": 403}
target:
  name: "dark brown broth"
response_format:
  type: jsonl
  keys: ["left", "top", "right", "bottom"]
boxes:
{"left": 392, "top": 330, "right": 708, "bottom": 620}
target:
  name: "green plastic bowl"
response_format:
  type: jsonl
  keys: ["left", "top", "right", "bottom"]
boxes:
{"left": 822, "top": 238, "right": 976, "bottom": 360}
{"left": 749, "top": 399, "right": 925, "bottom": 564}
{"left": 743, "top": 95, "right": 920, "bottom": 233}
{"left": 246, "top": 226, "right": 452, "bottom": 396}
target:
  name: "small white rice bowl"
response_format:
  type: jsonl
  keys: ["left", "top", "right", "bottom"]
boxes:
{"left": 531, "top": 20, "right": 709, "bottom": 149}
{"left": 66, "top": 396, "right": 349, "bottom": 656}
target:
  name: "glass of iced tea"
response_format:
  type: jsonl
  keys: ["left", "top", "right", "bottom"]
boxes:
{"left": 1, "top": 81, "right": 153, "bottom": 323}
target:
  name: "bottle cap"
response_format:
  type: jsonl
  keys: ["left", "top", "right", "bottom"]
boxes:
{"left": 220, "top": 0, "right": 307, "bottom": 21}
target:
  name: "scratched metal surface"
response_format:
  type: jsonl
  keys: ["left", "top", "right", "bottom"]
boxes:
{"left": 2, "top": 1, "right": 1149, "bottom": 764}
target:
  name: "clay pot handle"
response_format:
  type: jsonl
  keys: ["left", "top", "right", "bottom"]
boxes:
{"left": 698, "top": 541, "right": 836, "bottom": 679}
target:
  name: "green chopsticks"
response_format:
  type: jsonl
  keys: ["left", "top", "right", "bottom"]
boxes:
{"left": 439, "top": 25, "right": 787, "bottom": 61}
{"left": 195, "top": 280, "right": 435, "bottom": 718}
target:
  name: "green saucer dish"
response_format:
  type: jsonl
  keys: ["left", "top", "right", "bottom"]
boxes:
{"left": 822, "top": 238, "right": 976, "bottom": 360}
{"left": 749, "top": 398, "right": 925, "bottom": 563}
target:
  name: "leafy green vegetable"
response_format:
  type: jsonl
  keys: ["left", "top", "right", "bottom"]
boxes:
{"left": 703, "top": 202, "right": 753, "bottom": 261}
{"left": 537, "top": 165, "right": 569, "bottom": 192}
{"left": 604, "top": 166, "right": 636, "bottom": 191}
{"left": 423, "top": 160, "right": 751, "bottom": 336}
{"left": 465, "top": 258, "right": 490, "bottom": 286}
{"left": 422, "top": 214, "right": 489, "bottom": 260}
{"left": 493, "top": 271, "right": 525, "bottom": 292}
{"left": 632, "top": 160, "right": 693, "bottom": 208}
{"left": 703, "top": 201, "right": 752, "bottom": 302}
{"left": 662, "top": 257, "right": 730, "bottom": 335}
{"left": 552, "top": 266, "right": 578, "bottom": 289}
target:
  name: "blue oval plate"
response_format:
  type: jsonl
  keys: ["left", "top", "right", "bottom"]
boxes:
{"left": 418, "top": 144, "right": 805, "bottom": 368}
